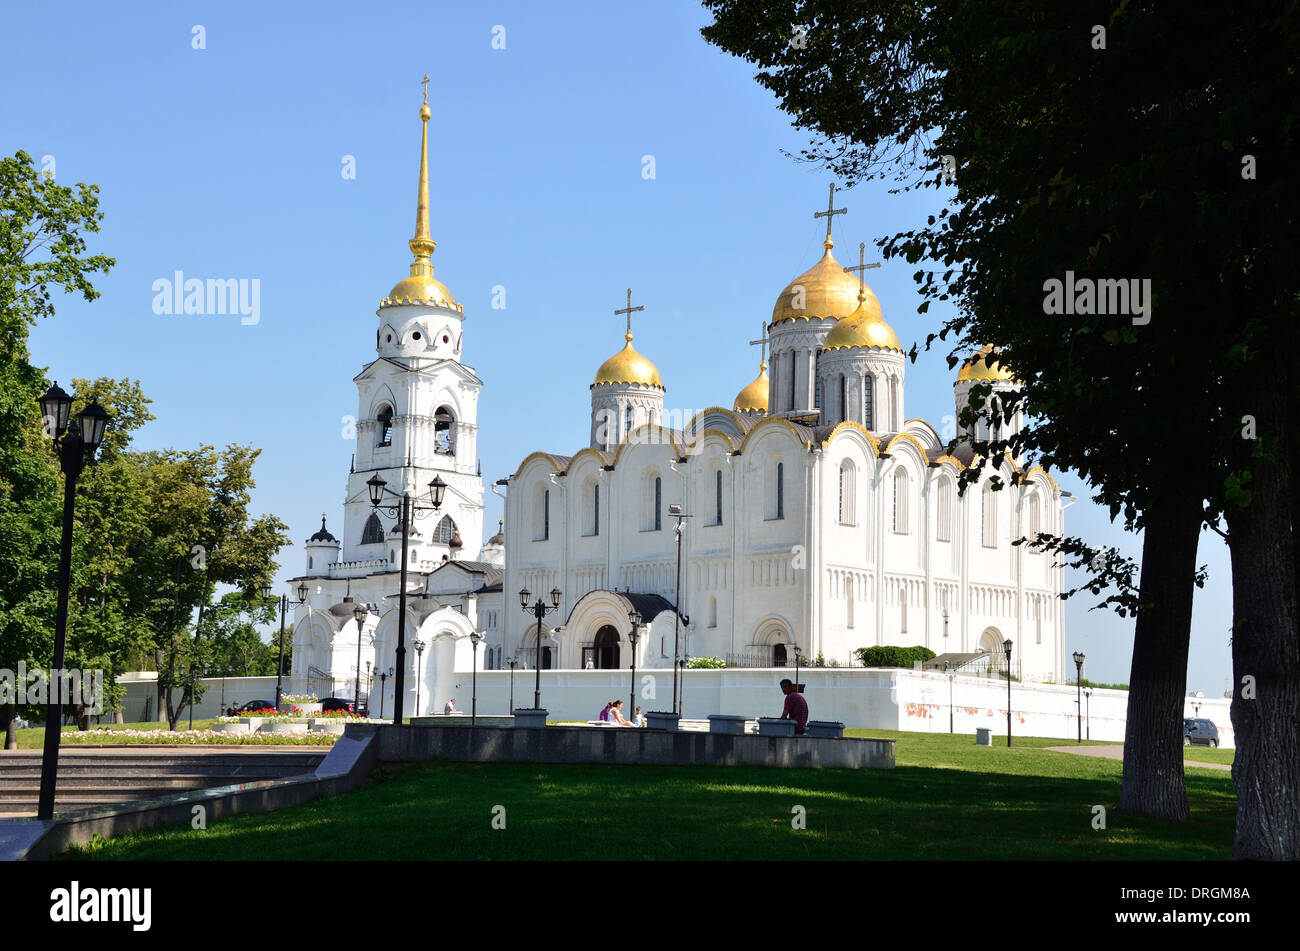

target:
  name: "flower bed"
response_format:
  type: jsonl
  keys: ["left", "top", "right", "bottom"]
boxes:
{"left": 61, "top": 728, "right": 337, "bottom": 746}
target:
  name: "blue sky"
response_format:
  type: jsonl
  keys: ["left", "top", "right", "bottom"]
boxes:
{"left": 6, "top": 0, "right": 1231, "bottom": 694}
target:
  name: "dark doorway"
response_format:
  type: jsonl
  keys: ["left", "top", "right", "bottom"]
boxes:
{"left": 594, "top": 625, "right": 621, "bottom": 670}
{"left": 541, "top": 646, "right": 553, "bottom": 670}
{"left": 773, "top": 643, "right": 788, "bottom": 667}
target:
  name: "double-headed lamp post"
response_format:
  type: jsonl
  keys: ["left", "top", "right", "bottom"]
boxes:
{"left": 1003, "top": 638, "right": 1014, "bottom": 747}
{"left": 627, "top": 609, "right": 642, "bottom": 717}
{"left": 668, "top": 504, "right": 692, "bottom": 715}
{"left": 518, "top": 587, "right": 562, "bottom": 709}
{"left": 413, "top": 639, "right": 426, "bottom": 716}
{"left": 1072, "top": 651, "right": 1086, "bottom": 744}
{"left": 366, "top": 473, "right": 446, "bottom": 724}
{"left": 375, "top": 666, "right": 394, "bottom": 719}
{"left": 36, "top": 383, "right": 110, "bottom": 821}
{"left": 353, "top": 602, "right": 368, "bottom": 713}
{"left": 469, "top": 630, "right": 482, "bottom": 725}
{"left": 260, "top": 581, "right": 309, "bottom": 711}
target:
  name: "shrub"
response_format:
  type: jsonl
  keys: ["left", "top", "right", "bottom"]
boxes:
{"left": 686, "top": 656, "right": 726, "bottom": 669}
{"left": 854, "top": 645, "right": 937, "bottom": 669}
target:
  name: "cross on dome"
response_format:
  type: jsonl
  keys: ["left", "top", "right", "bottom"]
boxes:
{"left": 614, "top": 287, "right": 645, "bottom": 342}
{"left": 813, "top": 183, "right": 847, "bottom": 250}
{"left": 844, "top": 241, "right": 882, "bottom": 302}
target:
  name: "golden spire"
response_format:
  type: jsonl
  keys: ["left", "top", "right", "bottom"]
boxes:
{"left": 409, "top": 74, "right": 437, "bottom": 279}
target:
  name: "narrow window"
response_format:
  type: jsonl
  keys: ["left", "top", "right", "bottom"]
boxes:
{"left": 377, "top": 405, "right": 393, "bottom": 447}
{"left": 623, "top": 407, "right": 632, "bottom": 440}
{"left": 594, "top": 484, "right": 600, "bottom": 536}
{"left": 654, "top": 477, "right": 662, "bottom": 531}
{"left": 544, "top": 489, "right": 550, "bottom": 540}
{"left": 893, "top": 469, "right": 909, "bottom": 534}
{"left": 776, "top": 462, "right": 785, "bottom": 519}
{"left": 788, "top": 351, "right": 796, "bottom": 410}
{"left": 814, "top": 374, "right": 822, "bottom": 410}
{"left": 863, "top": 376, "right": 874, "bottom": 431}
{"left": 362, "top": 513, "right": 385, "bottom": 545}
{"left": 937, "top": 475, "right": 953, "bottom": 542}
{"left": 708, "top": 596, "right": 718, "bottom": 629}
{"left": 839, "top": 460, "right": 856, "bottom": 525}
{"left": 982, "top": 483, "right": 997, "bottom": 548}
{"left": 714, "top": 469, "right": 723, "bottom": 525}
{"left": 846, "top": 576, "right": 855, "bottom": 629}
{"left": 900, "top": 584, "right": 908, "bottom": 633}
{"left": 839, "top": 374, "right": 847, "bottom": 422}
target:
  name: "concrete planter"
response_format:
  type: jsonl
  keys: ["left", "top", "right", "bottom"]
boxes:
{"left": 309, "top": 720, "right": 348, "bottom": 734}
{"left": 262, "top": 721, "right": 309, "bottom": 735}
{"left": 806, "top": 720, "right": 845, "bottom": 739}
{"left": 707, "top": 714, "right": 747, "bottom": 735}
{"left": 292, "top": 702, "right": 323, "bottom": 716}
{"left": 757, "top": 717, "right": 796, "bottom": 736}
{"left": 975, "top": 727, "right": 992, "bottom": 746}
{"left": 511, "top": 708, "right": 549, "bottom": 729}
{"left": 212, "top": 721, "right": 250, "bottom": 734}
{"left": 645, "top": 712, "right": 681, "bottom": 732}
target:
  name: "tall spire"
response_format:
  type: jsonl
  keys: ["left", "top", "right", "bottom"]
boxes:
{"left": 409, "top": 74, "right": 436, "bottom": 279}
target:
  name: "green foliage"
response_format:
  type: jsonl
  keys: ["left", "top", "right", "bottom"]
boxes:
{"left": 854, "top": 645, "right": 937, "bottom": 669}
{"left": 686, "top": 655, "right": 726, "bottom": 669}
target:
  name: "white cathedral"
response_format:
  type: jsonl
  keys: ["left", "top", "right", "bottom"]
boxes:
{"left": 288, "top": 89, "right": 1067, "bottom": 716}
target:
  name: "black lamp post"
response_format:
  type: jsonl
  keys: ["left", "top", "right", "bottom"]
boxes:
{"left": 507, "top": 658, "right": 517, "bottom": 713}
{"left": 352, "top": 603, "right": 368, "bottom": 713}
{"left": 470, "top": 631, "right": 482, "bottom": 725}
{"left": 1084, "top": 687, "right": 1093, "bottom": 740}
{"left": 678, "top": 657, "right": 687, "bottom": 715}
{"left": 1072, "top": 651, "right": 1086, "bottom": 744}
{"left": 1003, "top": 638, "right": 1014, "bottom": 747}
{"left": 793, "top": 644, "right": 805, "bottom": 689}
{"left": 413, "top": 639, "right": 426, "bottom": 716}
{"left": 944, "top": 660, "right": 954, "bottom": 734}
{"left": 668, "top": 504, "right": 692, "bottom": 714}
{"left": 627, "top": 609, "right": 641, "bottom": 719}
{"left": 261, "top": 581, "right": 309, "bottom": 711}
{"left": 518, "top": 587, "right": 562, "bottom": 709}
{"left": 375, "top": 666, "right": 394, "bottom": 719}
{"left": 35, "top": 383, "right": 110, "bottom": 821}
{"left": 366, "top": 473, "right": 446, "bottom": 724}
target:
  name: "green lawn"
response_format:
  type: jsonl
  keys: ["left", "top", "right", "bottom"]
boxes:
{"left": 61, "top": 728, "right": 1236, "bottom": 861}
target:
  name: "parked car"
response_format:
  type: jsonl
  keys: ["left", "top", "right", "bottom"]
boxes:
{"left": 1183, "top": 717, "right": 1220, "bottom": 747}
{"left": 226, "top": 700, "right": 276, "bottom": 716}
{"left": 321, "top": 697, "right": 368, "bottom": 717}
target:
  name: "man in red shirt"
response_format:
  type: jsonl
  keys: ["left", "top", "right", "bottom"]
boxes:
{"left": 780, "top": 679, "right": 808, "bottom": 735}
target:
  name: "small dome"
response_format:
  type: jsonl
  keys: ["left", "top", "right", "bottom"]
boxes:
{"left": 593, "top": 336, "right": 664, "bottom": 388}
{"left": 382, "top": 274, "right": 457, "bottom": 310}
{"left": 772, "top": 243, "right": 871, "bottom": 324}
{"left": 733, "top": 364, "right": 769, "bottom": 413}
{"left": 308, "top": 515, "right": 338, "bottom": 544}
{"left": 957, "top": 344, "right": 1016, "bottom": 383}
{"left": 485, "top": 519, "right": 504, "bottom": 547}
{"left": 822, "top": 295, "right": 902, "bottom": 353}
{"left": 448, "top": 528, "right": 464, "bottom": 551}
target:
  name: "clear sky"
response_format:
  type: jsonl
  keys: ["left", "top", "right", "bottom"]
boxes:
{"left": 6, "top": 0, "right": 1232, "bottom": 695}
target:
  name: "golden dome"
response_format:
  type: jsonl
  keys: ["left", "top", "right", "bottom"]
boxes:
{"left": 822, "top": 292, "right": 902, "bottom": 352}
{"left": 593, "top": 333, "right": 664, "bottom": 388}
{"left": 733, "top": 362, "right": 769, "bottom": 412}
{"left": 383, "top": 274, "right": 458, "bottom": 309}
{"left": 771, "top": 240, "right": 873, "bottom": 324}
{"left": 957, "top": 344, "right": 1017, "bottom": 383}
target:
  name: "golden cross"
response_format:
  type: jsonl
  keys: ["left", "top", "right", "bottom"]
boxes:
{"left": 813, "top": 183, "right": 847, "bottom": 244}
{"left": 748, "top": 321, "right": 770, "bottom": 366}
{"left": 421, "top": 74, "right": 430, "bottom": 105}
{"left": 844, "top": 241, "right": 881, "bottom": 291}
{"left": 614, "top": 287, "right": 645, "bottom": 338}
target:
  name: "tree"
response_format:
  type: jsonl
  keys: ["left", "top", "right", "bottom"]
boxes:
{"left": 0, "top": 150, "right": 114, "bottom": 746}
{"left": 701, "top": 0, "right": 1298, "bottom": 854}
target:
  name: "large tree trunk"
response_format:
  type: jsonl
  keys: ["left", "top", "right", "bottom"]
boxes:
{"left": 154, "top": 646, "right": 166, "bottom": 722}
{"left": 2, "top": 703, "right": 16, "bottom": 750}
{"left": 1118, "top": 489, "right": 1203, "bottom": 819}
{"left": 1227, "top": 341, "right": 1299, "bottom": 860}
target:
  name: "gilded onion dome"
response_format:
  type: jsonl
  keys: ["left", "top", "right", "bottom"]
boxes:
{"left": 593, "top": 329, "right": 665, "bottom": 388}
{"left": 822, "top": 290, "right": 902, "bottom": 352}
{"left": 771, "top": 237, "right": 872, "bottom": 324}
{"left": 957, "top": 344, "right": 1017, "bottom": 383}
{"left": 381, "top": 81, "right": 459, "bottom": 311}
{"left": 733, "top": 361, "right": 769, "bottom": 412}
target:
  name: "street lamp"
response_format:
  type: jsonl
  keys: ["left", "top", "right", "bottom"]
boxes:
{"left": 375, "top": 666, "right": 394, "bottom": 719}
{"left": 1072, "top": 651, "right": 1086, "bottom": 744}
{"left": 518, "top": 587, "right": 562, "bottom": 709}
{"left": 366, "top": 473, "right": 446, "bottom": 724}
{"left": 469, "top": 631, "right": 482, "bottom": 726}
{"left": 627, "top": 608, "right": 642, "bottom": 720}
{"left": 507, "top": 657, "right": 517, "bottom": 713}
{"left": 668, "top": 504, "right": 692, "bottom": 714}
{"left": 944, "top": 660, "right": 954, "bottom": 734}
{"left": 353, "top": 603, "right": 368, "bottom": 714}
{"left": 1084, "top": 687, "right": 1093, "bottom": 740}
{"left": 413, "top": 639, "right": 426, "bottom": 716}
{"left": 1003, "top": 638, "right": 1014, "bottom": 747}
{"left": 793, "top": 644, "right": 805, "bottom": 690}
{"left": 35, "top": 382, "right": 110, "bottom": 820}
{"left": 260, "top": 581, "right": 309, "bottom": 711}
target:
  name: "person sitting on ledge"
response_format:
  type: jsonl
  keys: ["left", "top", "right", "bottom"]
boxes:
{"left": 779, "top": 679, "right": 808, "bottom": 735}
{"left": 608, "top": 699, "right": 635, "bottom": 727}
{"left": 599, "top": 700, "right": 612, "bottom": 722}
{"left": 444, "top": 698, "right": 456, "bottom": 715}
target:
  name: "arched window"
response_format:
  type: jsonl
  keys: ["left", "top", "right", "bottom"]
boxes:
{"left": 581, "top": 480, "right": 598, "bottom": 537}
{"left": 433, "top": 515, "right": 457, "bottom": 544}
{"left": 936, "top": 475, "right": 954, "bottom": 542}
{"left": 712, "top": 469, "right": 723, "bottom": 526}
{"left": 839, "top": 460, "right": 856, "bottom": 525}
{"left": 623, "top": 405, "right": 633, "bottom": 440}
{"left": 434, "top": 406, "right": 456, "bottom": 455}
{"left": 1026, "top": 491, "right": 1041, "bottom": 538}
{"left": 534, "top": 485, "right": 549, "bottom": 541}
{"left": 893, "top": 469, "right": 909, "bottom": 534}
{"left": 846, "top": 576, "right": 855, "bottom": 629}
{"left": 594, "top": 483, "right": 600, "bottom": 536}
{"left": 814, "top": 374, "right": 822, "bottom": 410}
{"left": 982, "top": 483, "right": 997, "bottom": 548}
{"left": 376, "top": 405, "right": 394, "bottom": 447}
{"left": 900, "top": 584, "right": 908, "bottom": 633}
{"left": 654, "top": 477, "right": 662, "bottom": 531}
{"left": 788, "top": 351, "right": 796, "bottom": 411}
{"left": 308, "top": 556, "right": 313, "bottom": 570}
{"left": 863, "top": 375, "right": 874, "bottom": 430}
{"left": 775, "top": 462, "right": 785, "bottom": 519}
{"left": 839, "top": 374, "right": 848, "bottom": 422}
{"left": 708, "top": 596, "right": 718, "bottom": 629}
{"left": 362, "top": 513, "right": 384, "bottom": 545}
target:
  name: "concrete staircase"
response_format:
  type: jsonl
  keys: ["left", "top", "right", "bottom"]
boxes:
{"left": 0, "top": 747, "right": 326, "bottom": 817}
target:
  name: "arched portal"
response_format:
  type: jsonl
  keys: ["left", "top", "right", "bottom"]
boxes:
{"left": 593, "top": 625, "right": 621, "bottom": 670}
{"left": 773, "top": 643, "right": 788, "bottom": 667}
